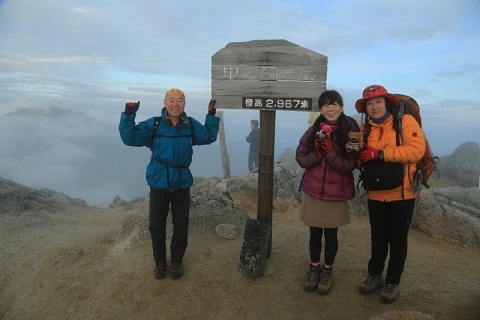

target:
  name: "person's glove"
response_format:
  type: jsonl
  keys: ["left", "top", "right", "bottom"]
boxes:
{"left": 321, "top": 137, "right": 332, "bottom": 154}
{"left": 208, "top": 99, "right": 216, "bottom": 116}
{"left": 359, "top": 146, "right": 380, "bottom": 162}
{"left": 314, "top": 140, "right": 324, "bottom": 158}
{"left": 125, "top": 101, "right": 140, "bottom": 115}
{"left": 314, "top": 137, "right": 332, "bottom": 158}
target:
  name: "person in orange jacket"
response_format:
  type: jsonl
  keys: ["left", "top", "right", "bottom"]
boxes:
{"left": 355, "top": 85, "right": 425, "bottom": 303}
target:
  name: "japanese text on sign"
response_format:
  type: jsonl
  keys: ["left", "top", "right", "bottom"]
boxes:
{"left": 242, "top": 97, "right": 312, "bottom": 111}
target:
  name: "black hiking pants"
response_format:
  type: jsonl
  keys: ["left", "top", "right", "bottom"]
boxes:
{"left": 309, "top": 227, "right": 339, "bottom": 266}
{"left": 367, "top": 199, "right": 415, "bottom": 285}
{"left": 149, "top": 187, "right": 190, "bottom": 265}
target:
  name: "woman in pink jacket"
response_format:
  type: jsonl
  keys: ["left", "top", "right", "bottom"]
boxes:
{"left": 355, "top": 85, "right": 425, "bottom": 303}
{"left": 296, "top": 90, "right": 359, "bottom": 295}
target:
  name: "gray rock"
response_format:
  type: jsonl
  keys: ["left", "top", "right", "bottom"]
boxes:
{"left": 113, "top": 212, "right": 151, "bottom": 252}
{"left": 109, "top": 195, "right": 127, "bottom": 209}
{"left": 113, "top": 190, "right": 249, "bottom": 253}
{"left": 414, "top": 187, "right": 480, "bottom": 247}
{"left": 215, "top": 224, "right": 237, "bottom": 239}
{"left": 351, "top": 186, "right": 480, "bottom": 248}
{"left": 214, "top": 182, "right": 228, "bottom": 194}
{"left": 0, "top": 177, "right": 89, "bottom": 214}
{"left": 370, "top": 311, "right": 435, "bottom": 320}
{"left": 199, "top": 161, "right": 303, "bottom": 213}
{"left": 239, "top": 218, "right": 272, "bottom": 278}
{"left": 276, "top": 147, "right": 297, "bottom": 165}
{"left": 439, "top": 141, "right": 480, "bottom": 187}
{"left": 109, "top": 195, "right": 146, "bottom": 210}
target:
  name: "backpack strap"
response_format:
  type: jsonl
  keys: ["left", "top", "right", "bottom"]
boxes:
{"left": 152, "top": 116, "right": 162, "bottom": 146}
{"left": 395, "top": 100, "right": 405, "bottom": 146}
{"left": 394, "top": 102, "right": 406, "bottom": 199}
{"left": 188, "top": 117, "right": 195, "bottom": 144}
{"left": 151, "top": 116, "right": 195, "bottom": 145}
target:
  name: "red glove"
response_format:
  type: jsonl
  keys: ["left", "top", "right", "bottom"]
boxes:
{"left": 314, "top": 140, "right": 324, "bottom": 158}
{"left": 359, "top": 146, "right": 380, "bottom": 162}
{"left": 208, "top": 99, "right": 216, "bottom": 116}
{"left": 314, "top": 137, "right": 332, "bottom": 158}
{"left": 125, "top": 101, "right": 140, "bottom": 115}
{"left": 321, "top": 137, "right": 332, "bottom": 153}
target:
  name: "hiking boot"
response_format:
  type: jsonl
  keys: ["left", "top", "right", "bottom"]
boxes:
{"left": 359, "top": 274, "right": 384, "bottom": 295}
{"left": 171, "top": 262, "right": 183, "bottom": 279}
{"left": 304, "top": 264, "right": 321, "bottom": 292}
{"left": 154, "top": 262, "right": 166, "bottom": 279}
{"left": 380, "top": 283, "right": 399, "bottom": 303}
{"left": 317, "top": 266, "right": 333, "bottom": 295}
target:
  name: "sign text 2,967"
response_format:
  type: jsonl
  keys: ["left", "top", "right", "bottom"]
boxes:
{"left": 242, "top": 97, "right": 312, "bottom": 111}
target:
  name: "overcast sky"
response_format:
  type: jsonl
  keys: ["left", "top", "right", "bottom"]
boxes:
{"left": 1, "top": 0, "right": 479, "bottom": 206}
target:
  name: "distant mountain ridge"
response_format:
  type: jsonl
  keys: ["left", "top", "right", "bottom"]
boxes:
{"left": 4, "top": 105, "right": 88, "bottom": 119}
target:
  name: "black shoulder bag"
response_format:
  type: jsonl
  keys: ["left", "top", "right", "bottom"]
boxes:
{"left": 359, "top": 160, "right": 404, "bottom": 191}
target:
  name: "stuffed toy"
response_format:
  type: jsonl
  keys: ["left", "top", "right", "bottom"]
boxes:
{"left": 316, "top": 123, "right": 335, "bottom": 141}
{"left": 345, "top": 131, "right": 362, "bottom": 152}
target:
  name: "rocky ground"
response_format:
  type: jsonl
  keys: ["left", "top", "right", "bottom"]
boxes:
{"left": 1, "top": 199, "right": 479, "bottom": 320}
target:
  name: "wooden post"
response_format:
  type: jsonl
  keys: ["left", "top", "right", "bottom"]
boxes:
{"left": 217, "top": 111, "right": 231, "bottom": 178}
{"left": 257, "top": 110, "right": 275, "bottom": 256}
{"left": 212, "top": 40, "right": 327, "bottom": 276}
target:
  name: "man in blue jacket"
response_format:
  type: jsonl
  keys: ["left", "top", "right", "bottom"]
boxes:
{"left": 119, "top": 88, "right": 219, "bottom": 280}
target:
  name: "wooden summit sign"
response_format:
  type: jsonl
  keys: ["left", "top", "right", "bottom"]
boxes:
{"left": 212, "top": 39, "right": 327, "bottom": 111}
{"left": 212, "top": 40, "right": 328, "bottom": 277}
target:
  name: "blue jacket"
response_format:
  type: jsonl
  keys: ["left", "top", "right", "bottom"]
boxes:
{"left": 119, "top": 107, "right": 220, "bottom": 191}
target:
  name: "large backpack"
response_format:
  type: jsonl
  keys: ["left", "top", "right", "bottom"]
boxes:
{"left": 360, "top": 94, "right": 439, "bottom": 191}
{"left": 392, "top": 94, "right": 439, "bottom": 189}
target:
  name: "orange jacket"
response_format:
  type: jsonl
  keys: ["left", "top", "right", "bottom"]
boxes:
{"left": 360, "top": 114, "right": 425, "bottom": 201}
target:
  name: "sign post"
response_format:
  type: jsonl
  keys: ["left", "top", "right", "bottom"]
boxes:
{"left": 216, "top": 111, "right": 231, "bottom": 179}
{"left": 212, "top": 39, "right": 327, "bottom": 276}
{"left": 257, "top": 109, "right": 275, "bottom": 257}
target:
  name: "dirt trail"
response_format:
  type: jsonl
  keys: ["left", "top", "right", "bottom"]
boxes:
{"left": 1, "top": 206, "right": 479, "bottom": 320}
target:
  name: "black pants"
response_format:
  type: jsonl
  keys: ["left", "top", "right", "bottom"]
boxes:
{"left": 309, "top": 227, "right": 338, "bottom": 266}
{"left": 367, "top": 199, "right": 415, "bottom": 285}
{"left": 149, "top": 187, "right": 190, "bottom": 265}
{"left": 248, "top": 151, "right": 259, "bottom": 172}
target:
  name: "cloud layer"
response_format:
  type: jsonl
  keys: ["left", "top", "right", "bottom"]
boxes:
{"left": 0, "top": 0, "right": 479, "bottom": 205}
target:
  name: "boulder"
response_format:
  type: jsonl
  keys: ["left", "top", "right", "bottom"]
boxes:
{"left": 439, "top": 141, "right": 480, "bottom": 187}
{"left": 414, "top": 187, "right": 480, "bottom": 247}
{"left": 200, "top": 161, "right": 303, "bottom": 212}
{"left": 113, "top": 190, "right": 250, "bottom": 252}
{"left": 0, "top": 177, "right": 89, "bottom": 214}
